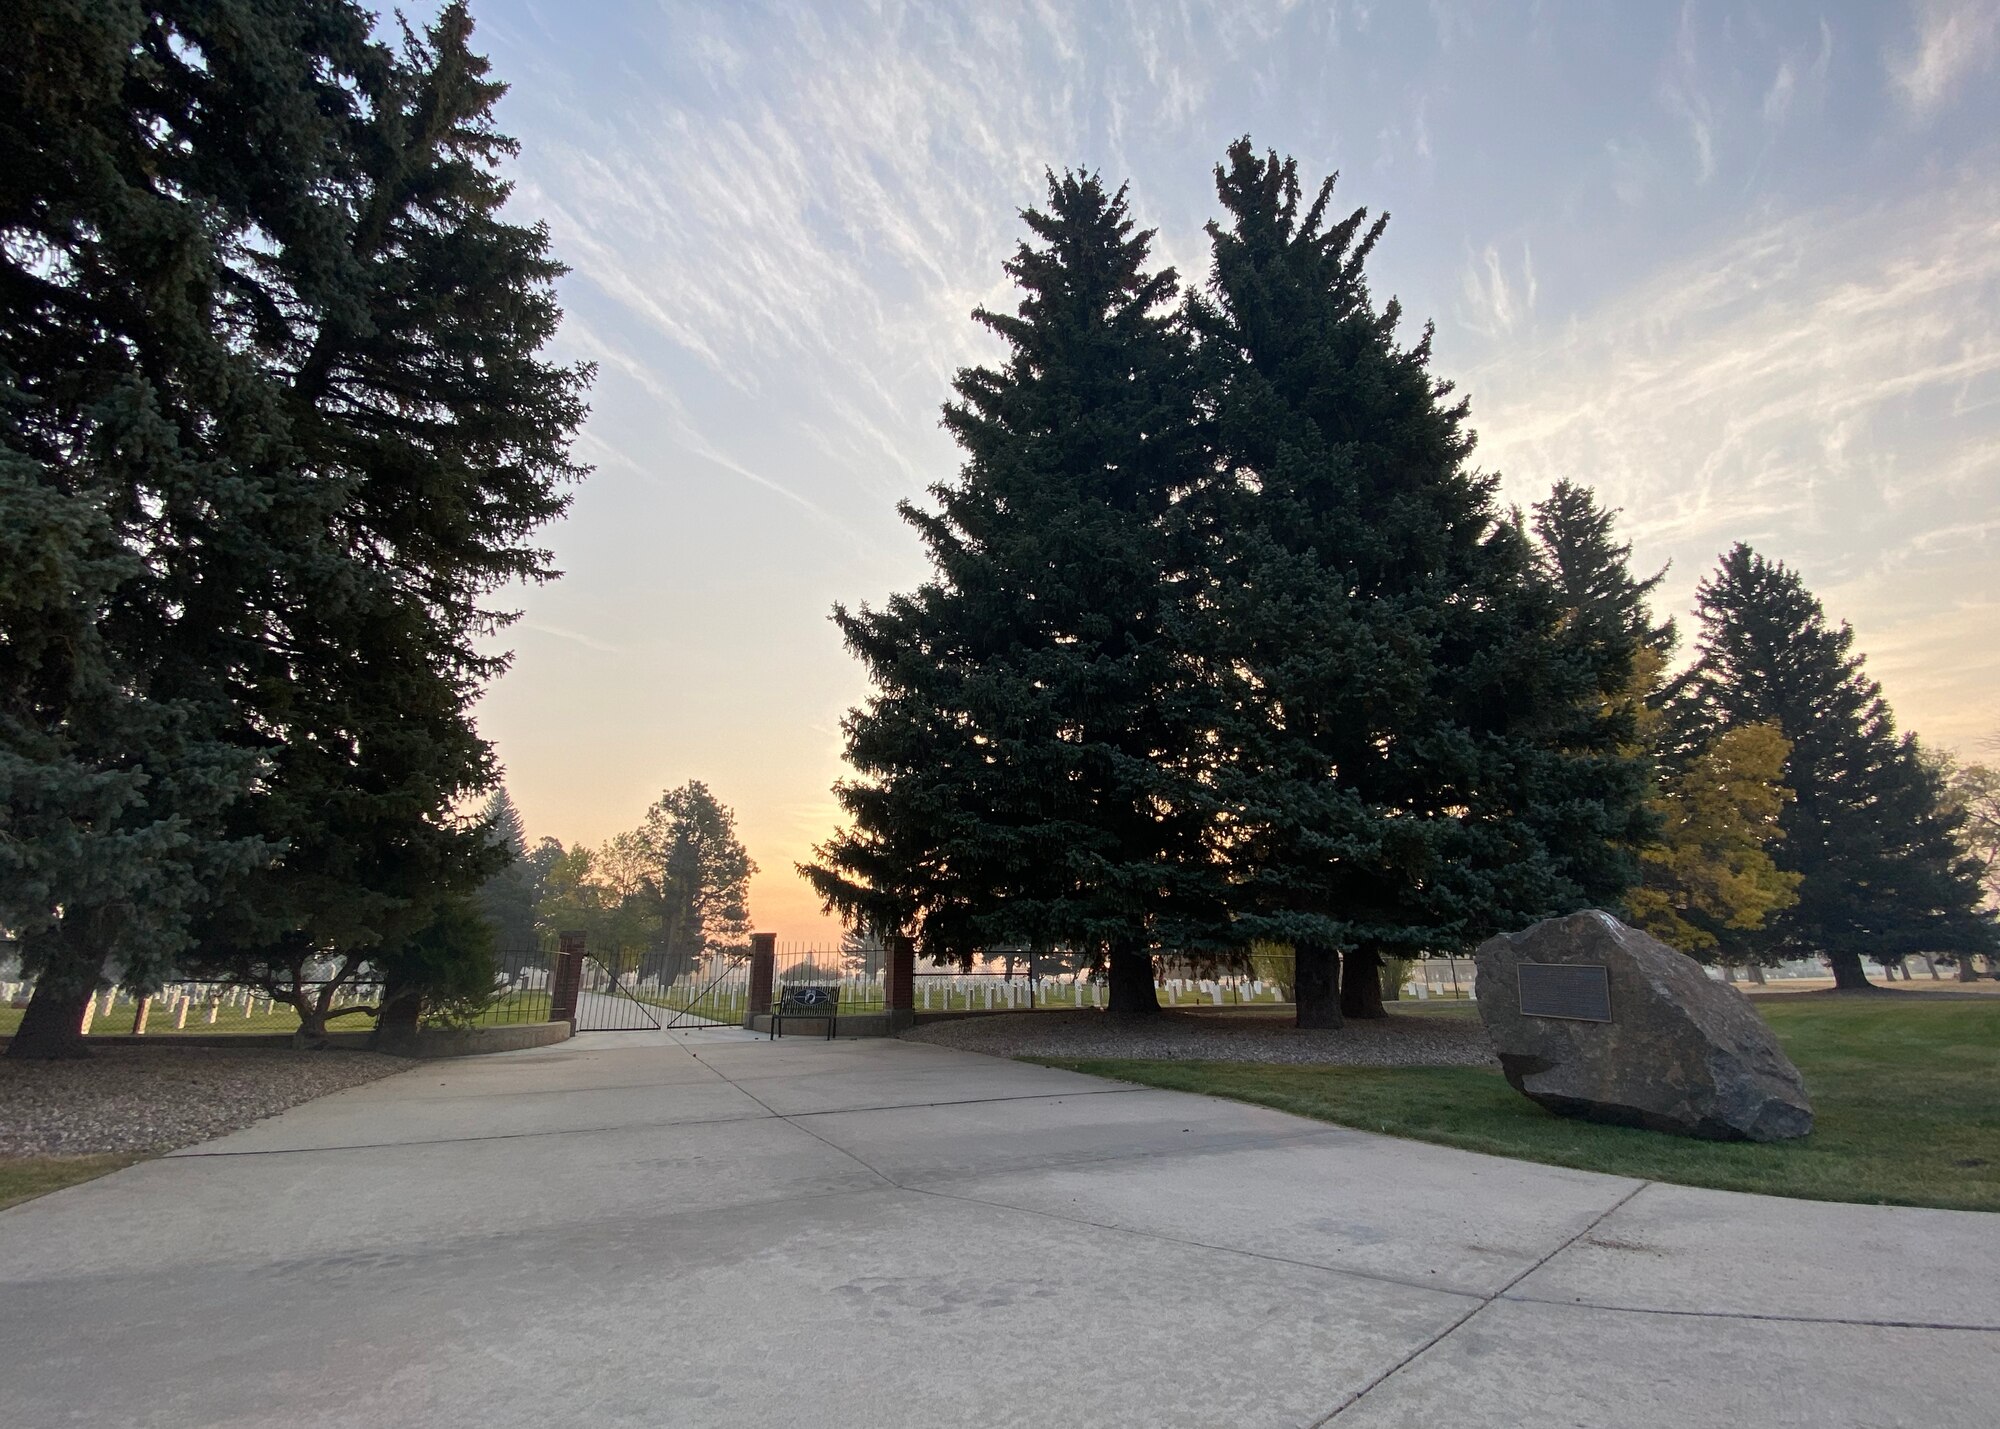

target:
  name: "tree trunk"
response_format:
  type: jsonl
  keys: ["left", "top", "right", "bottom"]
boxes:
{"left": 1957, "top": 956, "right": 1982, "bottom": 982}
{"left": 1723, "top": 963, "right": 1739, "bottom": 984}
{"left": 1104, "top": 942, "right": 1159, "bottom": 1017}
{"left": 1379, "top": 957, "right": 1402, "bottom": 1002}
{"left": 1341, "top": 946, "right": 1388, "bottom": 1020}
{"left": 1747, "top": 962, "right": 1767, "bottom": 985}
{"left": 1826, "top": 950, "right": 1874, "bottom": 990}
{"left": 1294, "top": 943, "right": 1342, "bottom": 1029}
{"left": 373, "top": 980, "right": 423, "bottom": 1048}
{"left": 1920, "top": 955, "right": 1939, "bottom": 981}
{"left": 289, "top": 990, "right": 330, "bottom": 1042}
{"left": 6, "top": 931, "right": 102, "bottom": 1060}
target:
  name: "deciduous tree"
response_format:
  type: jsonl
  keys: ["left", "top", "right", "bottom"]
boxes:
{"left": 637, "top": 781, "right": 755, "bottom": 986}
{"left": 1626, "top": 722, "right": 1802, "bottom": 958}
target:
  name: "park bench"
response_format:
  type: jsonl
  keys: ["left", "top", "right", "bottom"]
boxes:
{"left": 770, "top": 984, "right": 840, "bottom": 1040}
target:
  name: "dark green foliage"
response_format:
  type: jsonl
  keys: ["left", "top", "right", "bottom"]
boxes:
{"left": 474, "top": 786, "right": 541, "bottom": 952}
{"left": 641, "top": 781, "right": 755, "bottom": 986}
{"left": 1, "top": 2, "right": 587, "bottom": 1053}
{"left": 1530, "top": 480, "right": 1675, "bottom": 658}
{"left": 0, "top": 0, "right": 317, "bottom": 1053}
{"left": 1190, "top": 142, "right": 1652, "bottom": 1023}
{"left": 1674, "top": 546, "right": 1996, "bottom": 987}
{"left": 374, "top": 894, "right": 500, "bottom": 1037}
{"left": 805, "top": 172, "right": 1231, "bottom": 1012}
{"left": 182, "top": 4, "right": 586, "bottom": 1026}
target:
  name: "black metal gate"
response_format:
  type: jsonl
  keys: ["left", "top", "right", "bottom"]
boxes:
{"left": 570, "top": 948, "right": 753, "bottom": 1032}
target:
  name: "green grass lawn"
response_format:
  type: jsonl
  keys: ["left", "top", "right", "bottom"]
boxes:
{"left": 1033, "top": 998, "right": 2000, "bottom": 1212}
{"left": 0, "top": 989, "right": 562, "bottom": 1041}
{"left": 0, "top": 997, "right": 330, "bottom": 1039}
{"left": 0, "top": 1154, "right": 141, "bottom": 1212}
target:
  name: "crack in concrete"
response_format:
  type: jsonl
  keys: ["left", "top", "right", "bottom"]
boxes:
{"left": 1312, "top": 1181, "right": 1653, "bottom": 1426}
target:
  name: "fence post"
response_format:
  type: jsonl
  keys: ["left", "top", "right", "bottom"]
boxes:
{"left": 746, "top": 933, "right": 776, "bottom": 1030}
{"left": 884, "top": 934, "right": 915, "bottom": 1032}
{"left": 550, "top": 931, "right": 585, "bottom": 1028}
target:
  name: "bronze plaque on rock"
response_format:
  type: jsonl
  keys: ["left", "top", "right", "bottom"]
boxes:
{"left": 1518, "top": 962, "right": 1612, "bottom": 1022}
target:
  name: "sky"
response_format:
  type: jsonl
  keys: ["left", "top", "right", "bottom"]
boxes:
{"left": 459, "top": 0, "right": 2000, "bottom": 941}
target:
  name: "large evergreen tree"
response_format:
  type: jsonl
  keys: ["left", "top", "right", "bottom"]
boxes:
{"left": 0, "top": 0, "right": 338, "bottom": 1054}
{"left": 185, "top": 3, "right": 587, "bottom": 1038}
{"left": 805, "top": 172, "right": 1230, "bottom": 1013}
{"left": 2, "top": 3, "right": 588, "bottom": 1053}
{"left": 1675, "top": 545, "right": 1995, "bottom": 987}
{"left": 1192, "top": 143, "right": 1652, "bottom": 1024}
{"left": 1941, "top": 754, "right": 2000, "bottom": 978}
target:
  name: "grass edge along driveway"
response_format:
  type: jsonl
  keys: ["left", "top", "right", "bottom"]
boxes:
{"left": 1031, "top": 999, "right": 1999, "bottom": 1213}
{"left": 0, "top": 1154, "right": 141, "bottom": 1212}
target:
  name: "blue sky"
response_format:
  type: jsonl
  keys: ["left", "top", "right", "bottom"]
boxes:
{"left": 461, "top": 1, "right": 2000, "bottom": 936}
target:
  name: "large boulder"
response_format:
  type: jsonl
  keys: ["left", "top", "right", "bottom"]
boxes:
{"left": 1474, "top": 911, "right": 1813, "bottom": 1142}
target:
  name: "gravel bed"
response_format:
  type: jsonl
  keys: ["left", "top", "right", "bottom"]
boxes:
{"left": 902, "top": 1007, "right": 1499, "bottom": 1067}
{"left": 0, "top": 1045, "right": 412, "bottom": 1157}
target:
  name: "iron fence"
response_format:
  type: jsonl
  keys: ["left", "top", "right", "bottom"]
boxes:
{"left": 487, "top": 948, "right": 560, "bottom": 1025}
{"left": 772, "top": 944, "right": 884, "bottom": 1014}
{"left": 898, "top": 948, "right": 1482, "bottom": 1014}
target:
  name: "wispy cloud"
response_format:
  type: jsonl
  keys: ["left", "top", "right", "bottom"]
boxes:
{"left": 1466, "top": 178, "right": 2000, "bottom": 745}
{"left": 522, "top": 620, "right": 624, "bottom": 656}
{"left": 1889, "top": 0, "right": 2000, "bottom": 115}
{"left": 1458, "top": 241, "right": 1536, "bottom": 338}
{"left": 1762, "top": 18, "right": 1834, "bottom": 126}
{"left": 1659, "top": 2, "right": 1716, "bottom": 183}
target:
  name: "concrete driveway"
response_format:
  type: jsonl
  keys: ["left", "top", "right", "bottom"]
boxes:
{"left": 2, "top": 1029, "right": 1994, "bottom": 1428}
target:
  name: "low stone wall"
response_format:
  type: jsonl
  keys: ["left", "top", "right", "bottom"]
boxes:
{"left": 78, "top": 1021, "right": 573, "bottom": 1059}
{"left": 373, "top": 1021, "right": 573, "bottom": 1059}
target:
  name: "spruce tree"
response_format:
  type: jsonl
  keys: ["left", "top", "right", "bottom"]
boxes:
{"left": 0, "top": 0, "right": 337, "bottom": 1054}
{"left": 806, "top": 173, "right": 1230, "bottom": 1013}
{"left": 473, "top": 786, "right": 541, "bottom": 952}
{"left": 484, "top": 787, "right": 530, "bottom": 861}
{"left": 1676, "top": 545, "right": 1995, "bottom": 987}
{"left": 3, "top": 4, "right": 587, "bottom": 1052}
{"left": 185, "top": 4, "right": 587, "bottom": 1035}
{"left": 1530, "top": 480, "right": 1676, "bottom": 657}
{"left": 1192, "top": 143, "right": 1651, "bottom": 1024}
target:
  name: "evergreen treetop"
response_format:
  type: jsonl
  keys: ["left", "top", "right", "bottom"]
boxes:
{"left": 1530, "top": 480, "right": 1677, "bottom": 658}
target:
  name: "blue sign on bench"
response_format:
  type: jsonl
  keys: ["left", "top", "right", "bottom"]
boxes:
{"left": 771, "top": 984, "right": 840, "bottom": 1040}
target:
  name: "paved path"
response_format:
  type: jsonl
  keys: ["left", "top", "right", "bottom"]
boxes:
{"left": 2, "top": 1030, "right": 1994, "bottom": 1427}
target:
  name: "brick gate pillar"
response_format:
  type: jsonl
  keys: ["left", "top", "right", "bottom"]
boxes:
{"left": 885, "top": 934, "right": 916, "bottom": 1032}
{"left": 550, "top": 931, "right": 585, "bottom": 1027}
{"left": 746, "top": 932, "right": 776, "bottom": 1029}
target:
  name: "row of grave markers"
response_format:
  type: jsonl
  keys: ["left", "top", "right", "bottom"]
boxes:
{"left": 0, "top": 980, "right": 374, "bottom": 1035}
